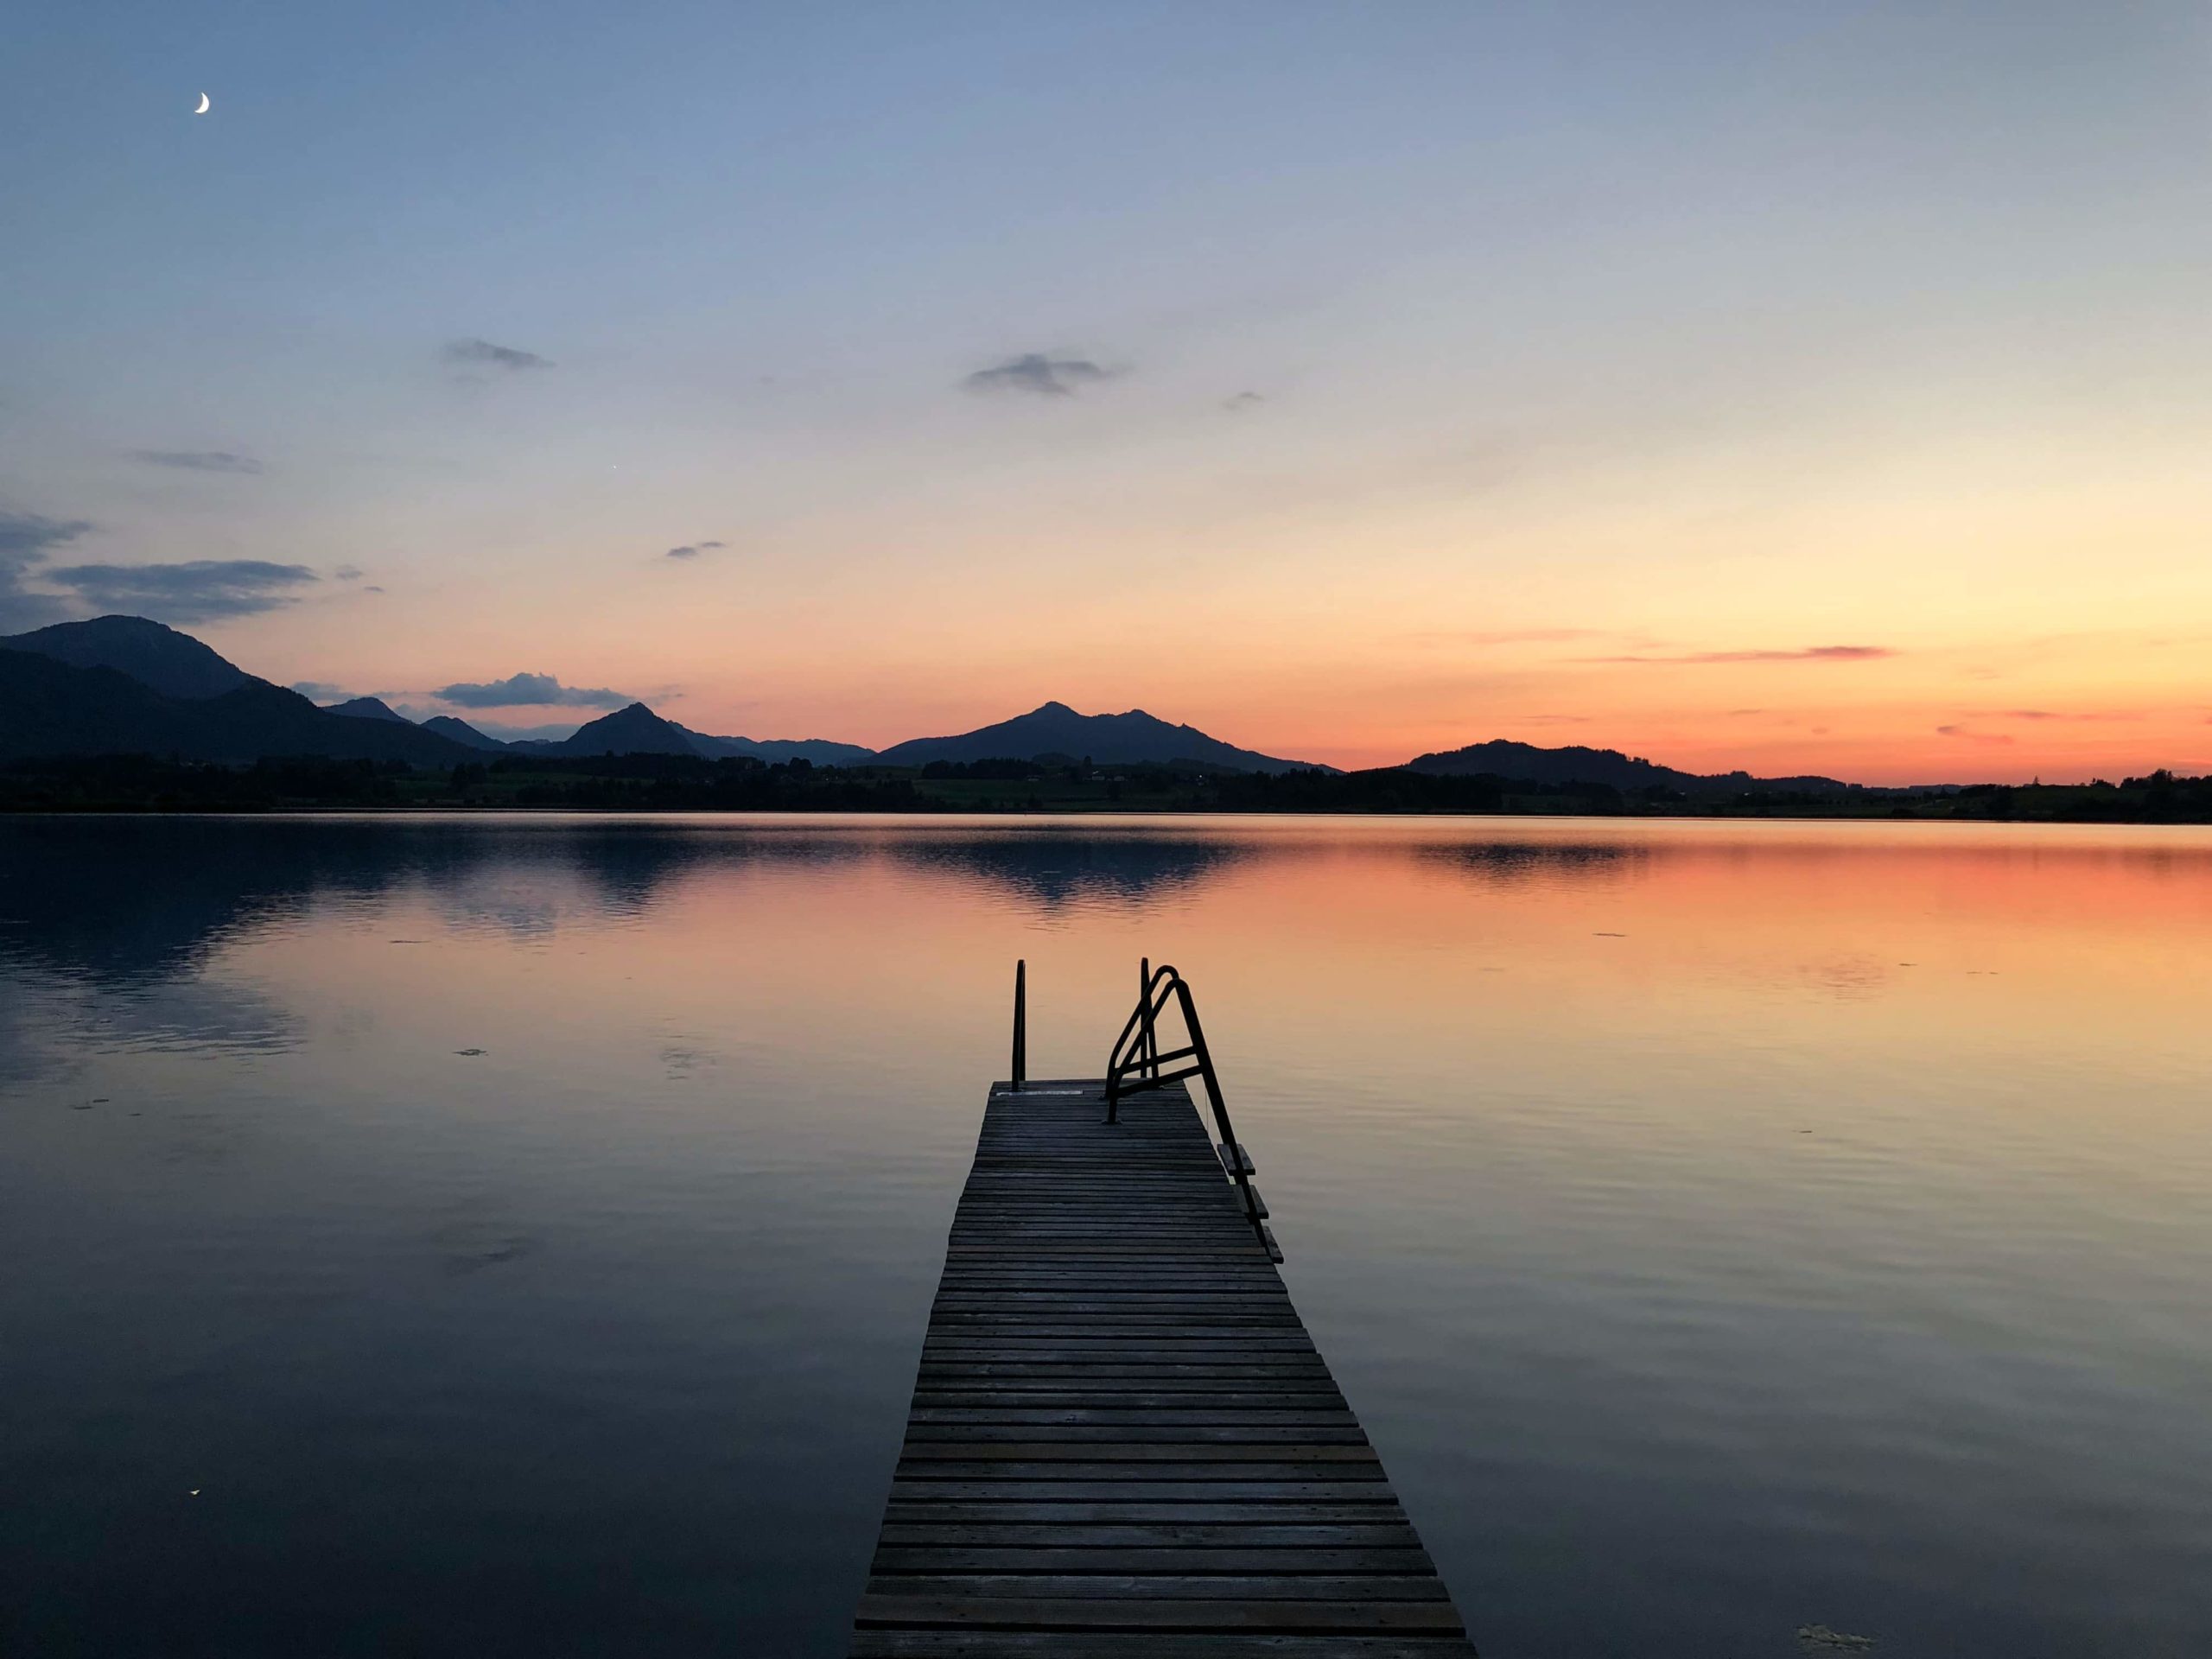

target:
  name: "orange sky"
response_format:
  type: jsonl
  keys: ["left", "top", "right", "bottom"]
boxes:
{"left": 10, "top": 5, "right": 2211, "bottom": 785}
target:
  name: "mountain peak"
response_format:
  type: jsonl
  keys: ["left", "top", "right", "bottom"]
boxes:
{"left": 875, "top": 702, "right": 1326, "bottom": 773}
{"left": 0, "top": 613, "right": 249, "bottom": 700}
{"left": 325, "top": 696, "right": 411, "bottom": 724}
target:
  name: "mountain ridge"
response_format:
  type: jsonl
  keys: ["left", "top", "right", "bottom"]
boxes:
{"left": 876, "top": 701, "right": 1327, "bottom": 774}
{"left": 0, "top": 615, "right": 251, "bottom": 700}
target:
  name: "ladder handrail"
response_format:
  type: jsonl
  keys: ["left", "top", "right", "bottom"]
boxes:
{"left": 1104, "top": 963, "right": 1268, "bottom": 1247}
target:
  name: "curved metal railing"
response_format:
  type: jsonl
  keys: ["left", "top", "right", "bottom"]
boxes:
{"left": 1105, "top": 961, "right": 1275, "bottom": 1257}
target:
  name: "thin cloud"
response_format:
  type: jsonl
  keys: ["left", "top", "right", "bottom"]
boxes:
{"left": 1996, "top": 709, "right": 2139, "bottom": 723}
{"left": 434, "top": 671, "right": 630, "bottom": 709}
{"left": 127, "top": 449, "right": 263, "bottom": 474}
{"left": 1936, "top": 723, "right": 2016, "bottom": 746}
{"left": 444, "top": 338, "right": 553, "bottom": 372}
{"left": 0, "top": 508, "right": 93, "bottom": 558}
{"left": 1224, "top": 391, "right": 1266, "bottom": 412}
{"left": 963, "top": 353, "right": 1113, "bottom": 397}
{"left": 334, "top": 565, "right": 365, "bottom": 582}
{"left": 0, "top": 506, "right": 96, "bottom": 630}
{"left": 664, "top": 540, "right": 727, "bottom": 561}
{"left": 42, "top": 559, "right": 317, "bottom": 624}
{"left": 289, "top": 681, "right": 353, "bottom": 702}
{"left": 1581, "top": 645, "right": 1895, "bottom": 665}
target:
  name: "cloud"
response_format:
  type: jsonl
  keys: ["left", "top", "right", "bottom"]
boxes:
{"left": 1224, "top": 391, "right": 1266, "bottom": 412}
{"left": 433, "top": 671, "right": 631, "bottom": 709}
{"left": 41, "top": 559, "right": 319, "bottom": 624}
{"left": 444, "top": 338, "right": 553, "bottom": 372}
{"left": 664, "top": 540, "right": 727, "bottom": 561}
{"left": 963, "top": 353, "right": 1113, "bottom": 397}
{"left": 334, "top": 565, "right": 365, "bottom": 582}
{"left": 126, "top": 449, "right": 263, "bottom": 474}
{"left": 0, "top": 508, "right": 93, "bottom": 560}
{"left": 289, "top": 681, "right": 353, "bottom": 702}
{"left": 1580, "top": 645, "right": 1895, "bottom": 664}
{"left": 1936, "top": 723, "right": 2016, "bottom": 746}
{"left": 0, "top": 506, "right": 97, "bottom": 631}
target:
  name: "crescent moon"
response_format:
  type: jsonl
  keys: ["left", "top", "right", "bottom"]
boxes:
{"left": 194, "top": 92, "right": 210, "bottom": 114}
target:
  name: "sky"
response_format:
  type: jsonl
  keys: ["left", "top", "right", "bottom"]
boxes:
{"left": 3, "top": 1, "right": 2209, "bottom": 782}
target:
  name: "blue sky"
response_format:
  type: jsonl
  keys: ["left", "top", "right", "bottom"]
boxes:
{"left": 3, "top": 3, "right": 2209, "bottom": 776}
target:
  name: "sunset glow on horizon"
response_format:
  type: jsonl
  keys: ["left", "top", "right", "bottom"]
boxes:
{"left": 6, "top": 3, "right": 2209, "bottom": 785}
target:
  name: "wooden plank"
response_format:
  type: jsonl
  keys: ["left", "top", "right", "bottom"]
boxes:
{"left": 855, "top": 1596, "right": 1465, "bottom": 1633}
{"left": 853, "top": 1638, "right": 1467, "bottom": 1658}
{"left": 879, "top": 1505, "right": 1409, "bottom": 1526}
{"left": 886, "top": 1483, "right": 1404, "bottom": 1504}
{"left": 866, "top": 1576, "right": 1449, "bottom": 1602}
{"left": 850, "top": 1077, "right": 1474, "bottom": 1654}
{"left": 868, "top": 1548, "right": 1438, "bottom": 1576}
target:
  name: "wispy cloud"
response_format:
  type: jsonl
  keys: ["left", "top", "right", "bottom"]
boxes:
{"left": 289, "top": 681, "right": 353, "bottom": 702}
{"left": 1224, "top": 391, "right": 1266, "bottom": 412}
{"left": 42, "top": 559, "right": 317, "bottom": 624}
{"left": 1580, "top": 645, "right": 1895, "bottom": 665}
{"left": 0, "top": 506, "right": 97, "bottom": 630}
{"left": 434, "top": 671, "right": 630, "bottom": 709}
{"left": 127, "top": 449, "right": 263, "bottom": 474}
{"left": 334, "top": 565, "right": 365, "bottom": 582}
{"left": 1936, "top": 723, "right": 2015, "bottom": 746}
{"left": 444, "top": 338, "right": 553, "bottom": 372}
{"left": 964, "top": 353, "right": 1113, "bottom": 397}
{"left": 664, "top": 540, "right": 727, "bottom": 561}
{"left": 0, "top": 508, "right": 93, "bottom": 559}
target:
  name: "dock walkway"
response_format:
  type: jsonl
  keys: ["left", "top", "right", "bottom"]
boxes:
{"left": 849, "top": 1074, "right": 1476, "bottom": 1657}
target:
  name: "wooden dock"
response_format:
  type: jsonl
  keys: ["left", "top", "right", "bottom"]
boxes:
{"left": 849, "top": 1074, "right": 1477, "bottom": 1657}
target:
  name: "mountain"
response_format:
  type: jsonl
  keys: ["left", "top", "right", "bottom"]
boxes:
{"left": 671, "top": 723, "right": 877, "bottom": 766}
{"left": 325, "top": 696, "right": 411, "bottom": 724}
{"left": 1408, "top": 739, "right": 1856, "bottom": 796}
{"left": 512, "top": 702, "right": 700, "bottom": 757}
{"left": 0, "top": 646, "right": 474, "bottom": 766}
{"left": 874, "top": 702, "right": 1326, "bottom": 773}
{"left": 0, "top": 614, "right": 250, "bottom": 699}
{"left": 421, "top": 715, "right": 508, "bottom": 750}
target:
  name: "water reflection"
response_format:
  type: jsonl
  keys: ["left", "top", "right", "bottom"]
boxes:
{"left": 2, "top": 814, "right": 2209, "bottom": 1656}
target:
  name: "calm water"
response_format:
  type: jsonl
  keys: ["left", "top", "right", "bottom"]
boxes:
{"left": 3, "top": 813, "right": 2209, "bottom": 1656}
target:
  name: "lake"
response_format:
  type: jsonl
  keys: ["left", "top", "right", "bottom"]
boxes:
{"left": 3, "top": 813, "right": 2208, "bottom": 1656}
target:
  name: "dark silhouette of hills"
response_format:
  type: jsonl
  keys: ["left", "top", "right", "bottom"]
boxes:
{"left": 876, "top": 702, "right": 1325, "bottom": 773}
{"left": 422, "top": 715, "right": 507, "bottom": 750}
{"left": 0, "top": 614, "right": 250, "bottom": 699}
{"left": 671, "top": 724, "right": 879, "bottom": 766}
{"left": 1408, "top": 739, "right": 1857, "bottom": 797}
{"left": 326, "top": 696, "right": 411, "bottom": 723}
{"left": 511, "top": 702, "right": 698, "bottom": 757}
{"left": 0, "top": 645, "right": 473, "bottom": 766}
{"left": 426, "top": 706, "right": 874, "bottom": 763}
{"left": 0, "top": 614, "right": 1986, "bottom": 798}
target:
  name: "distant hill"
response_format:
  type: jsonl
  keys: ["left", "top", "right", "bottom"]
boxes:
{"left": 511, "top": 702, "right": 699, "bottom": 757}
{"left": 671, "top": 723, "right": 878, "bottom": 766}
{"left": 421, "top": 715, "right": 507, "bottom": 751}
{"left": 1408, "top": 739, "right": 1856, "bottom": 796}
{"left": 0, "top": 646, "right": 474, "bottom": 766}
{"left": 0, "top": 614, "right": 250, "bottom": 700}
{"left": 325, "top": 696, "right": 411, "bottom": 724}
{"left": 875, "top": 702, "right": 1326, "bottom": 774}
